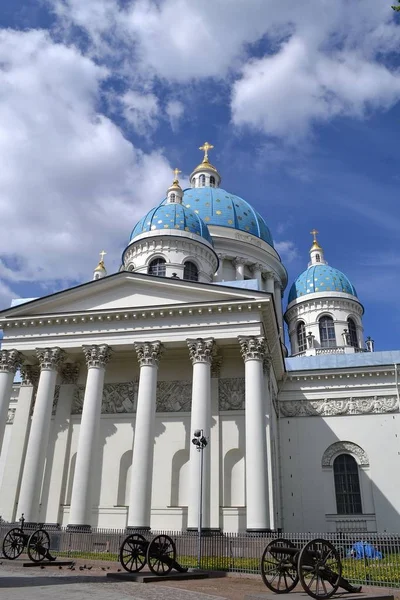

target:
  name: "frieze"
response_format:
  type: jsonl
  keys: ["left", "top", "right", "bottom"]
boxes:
{"left": 219, "top": 378, "right": 245, "bottom": 410}
{"left": 279, "top": 395, "right": 399, "bottom": 417}
{"left": 72, "top": 382, "right": 137, "bottom": 414}
{"left": 156, "top": 381, "right": 192, "bottom": 412}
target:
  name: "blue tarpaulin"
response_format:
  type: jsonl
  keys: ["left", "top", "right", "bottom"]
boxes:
{"left": 348, "top": 541, "right": 382, "bottom": 559}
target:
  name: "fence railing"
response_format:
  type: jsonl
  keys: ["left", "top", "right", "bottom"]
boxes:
{"left": 1, "top": 525, "right": 400, "bottom": 588}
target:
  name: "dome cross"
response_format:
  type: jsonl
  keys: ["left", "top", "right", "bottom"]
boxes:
{"left": 173, "top": 168, "right": 181, "bottom": 182}
{"left": 310, "top": 229, "right": 319, "bottom": 243}
{"left": 99, "top": 250, "right": 107, "bottom": 263}
{"left": 199, "top": 142, "right": 214, "bottom": 161}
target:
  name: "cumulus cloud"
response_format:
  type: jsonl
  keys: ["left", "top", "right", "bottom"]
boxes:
{"left": 121, "top": 90, "right": 159, "bottom": 135}
{"left": 165, "top": 100, "right": 184, "bottom": 131}
{"left": 0, "top": 29, "right": 172, "bottom": 294}
{"left": 275, "top": 241, "right": 298, "bottom": 263}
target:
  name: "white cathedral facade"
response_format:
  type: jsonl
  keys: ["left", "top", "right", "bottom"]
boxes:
{"left": 0, "top": 144, "right": 398, "bottom": 534}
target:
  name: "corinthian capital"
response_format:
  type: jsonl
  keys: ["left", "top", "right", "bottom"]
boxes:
{"left": 36, "top": 347, "right": 65, "bottom": 371}
{"left": 61, "top": 363, "right": 80, "bottom": 385}
{"left": 82, "top": 345, "right": 112, "bottom": 369}
{"left": 20, "top": 365, "right": 40, "bottom": 387}
{"left": 238, "top": 336, "right": 267, "bottom": 362}
{"left": 0, "top": 349, "right": 22, "bottom": 374}
{"left": 187, "top": 338, "right": 215, "bottom": 365}
{"left": 134, "top": 341, "right": 164, "bottom": 367}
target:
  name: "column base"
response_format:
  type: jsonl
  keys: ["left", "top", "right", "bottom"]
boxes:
{"left": 186, "top": 527, "right": 221, "bottom": 535}
{"left": 246, "top": 528, "right": 274, "bottom": 534}
{"left": 67, "top": 524, "right": 92, "bottom": 532}
{"left": 126, "top": 526, "right": 151, "bottom": 532}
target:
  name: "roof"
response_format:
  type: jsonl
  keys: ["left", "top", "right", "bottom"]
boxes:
{"left": 285, "top": 350, "right": 400, "bottom": 371}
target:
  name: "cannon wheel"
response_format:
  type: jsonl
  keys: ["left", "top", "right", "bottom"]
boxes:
{"left": 27, "top": 529, "right": 50, "bottom": 563}
{"left": 2, "top": 528, "right": 25, "bottom": 560}
{"left": 147, "top": 534, "right": 176, "bottom": 576}
{"left": 260, "top": 537, "right": 299, "bottom": 593}
{"left": 119, "top": 533, "right": 147, "bottom": 573}
{"left": 298, "top": 538, "right": 342, "bottom": 600}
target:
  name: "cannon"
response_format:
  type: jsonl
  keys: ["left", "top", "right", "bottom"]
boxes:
{"left": 119, "top": 533, "right": 188, "bottom": 575}
{"left": 2, "top": 514, "right": 56, "bottom": 563}
{"left": 260, "top": 537, "right": 362, "bottom": 599}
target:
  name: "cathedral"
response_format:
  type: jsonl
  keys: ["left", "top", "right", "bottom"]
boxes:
{"left": 0, "top": 143, "right": 398, "bottom": 534}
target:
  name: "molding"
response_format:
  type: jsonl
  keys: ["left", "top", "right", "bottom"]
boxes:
{"left": 322, "top": 441, "right": 369, "bottom": 467}
{"left": 279, "top": 395, "right": 399, "bottom": 417}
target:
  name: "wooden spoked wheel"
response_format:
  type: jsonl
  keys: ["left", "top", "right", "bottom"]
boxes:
{"left": 27, "top": 529, "right": 50, "bottom": 563}
{"left": 298, "top": 538, "right": 342, "bottom": 600}
{"left": 146, "top": 534, "right": 176, "bottom": 576}
{"left": 260, "top": 538, "right": 299, "bottom": 593}
{"left": 2, "top": 528, "right": 25, "bottom": 560}
{"left": 119, "top": 534, "right": 147, "bottom": 573}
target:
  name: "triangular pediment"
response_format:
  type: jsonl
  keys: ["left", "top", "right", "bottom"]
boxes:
{"left": 0, "top": 272, "right": 267, "bottom": 317}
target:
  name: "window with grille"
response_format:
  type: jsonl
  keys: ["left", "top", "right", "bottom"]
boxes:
{"left": 199, "top": 174, "right": 206, "bottom": 187}
{"left": 210, "top": 176, "right": 215, "bottom": 187}
{"left": 297, "top": 321, "right": 307, "bottom": 352}
{"left": 334, "top": 454, "right": 362, "bottom": 514}
{"left": 169, "top": 193, "right": 176, "bottom": 203}
{"left": 183, "top": 261, "right": 199, "bottom": 282}
{"left": 316, "top": 253, "right": 321, "bottom": 262}
{"left": 319, "top": 316, "right": 336, "bottom": 348}
{"left": 347, "top": 318, "right": 358, "bottom": 348}
{"left": 148, "top": 258, "right": 166, "bottom": 277}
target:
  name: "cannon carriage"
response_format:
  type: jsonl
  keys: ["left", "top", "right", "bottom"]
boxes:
{"left": 2, "top": 514, "right": 55, "bottom": 563}
{"left": 261, "top": 537, "right": 362, "bottom": 599}
{"left": 119, "top": 533, "right": 188, "bottom": 576}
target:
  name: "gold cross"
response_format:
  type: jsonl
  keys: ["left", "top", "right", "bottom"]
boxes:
{"left": 199, "top": 141, "right": 214, "bottom": 161}
{"left": 173, "top": 168, "right": 181, "bottom": 180}
{"left": 310, "top": 229, "right": 319, "bottom": 242}
{"left": 99, "top": 250, "right": 107, "bottom": 262}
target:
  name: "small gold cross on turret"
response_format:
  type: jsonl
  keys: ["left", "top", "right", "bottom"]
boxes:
{"left": 99, "top": 250, "right": 107, "bottom": 263}
{"left": 173, "top": 168, "right": 181, "bottom": 181}
{"left": 199, "top": 141, "right": 214, "bottom": 161}
{"left": 310, "top": 229, "right": 319, "bottom": 243}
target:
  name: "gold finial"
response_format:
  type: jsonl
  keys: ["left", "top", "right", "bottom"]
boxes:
{"left": 172, "top": 167, "right": 181, "bottom": 182}
{"left": 199, "top": 141, "right": 214, "bottom": 162}
{"left": 310, "top": 229, "right": 322, "bottom": 250}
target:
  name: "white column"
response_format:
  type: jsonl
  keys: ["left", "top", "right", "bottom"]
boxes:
{"left": 210, "top": 351, "right": 222, "bottom": 530}
{"left": 264, "top": 361, "right": 275, "bottom": 530}
{"left": 264, "top": 272, "right": 275, "bottom": 295}
{"left": 0, "top": 350, "right": 22, "bottom": 456}
{"left": 69, "top": 345, "right": 111, "bottom": 529}
{"left": 215, "top": 254, "right": 225, "bottom": 282}
{"left": 238, "top": 336, "right": 269, "bottom": 531}
{"left": 18, "top": 348, "right": 65, "bottom": 523}
{"left": 127, "top": 341, "right": 163, "bottom": 529}
{"left": 233, "top": 258, "right": 246, "bottom": 280}
{"left": 0, "top": 366, "right": 39, "bottom": 522}
{"left": 45, "top": 364, "right": 80, "bottom": 525}
{"left": 274, "top": 280, "right": 284, "bottom": 337}
{"left": 251, "top": 263, "right": 264, "bottom": 290}
{"left": 187, "top": 338, "right": 214, "bottom": 530}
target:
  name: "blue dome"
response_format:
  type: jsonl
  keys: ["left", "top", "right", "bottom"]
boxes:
{"left": 130, "top": 203, "right": 213, "bottom": 245}
{"left": 288, "top": 264, "right": 358, "bottom": 304}
{"left": 160, "top": 187, "right": 274, "bottom": 247}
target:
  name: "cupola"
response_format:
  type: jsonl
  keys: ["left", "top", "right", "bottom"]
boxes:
{"left": 189, "top": 142, "right": 221, "bottom": 188}
{"left": 166, "top": 168, "right": 184, "bottom": 204}
{"left": 93, "top": 251, "right": 107, "bottom": 280}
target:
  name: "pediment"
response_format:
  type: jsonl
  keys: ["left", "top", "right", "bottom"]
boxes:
{"left": 0, "top": 272, "right": 266, "bottom": 317}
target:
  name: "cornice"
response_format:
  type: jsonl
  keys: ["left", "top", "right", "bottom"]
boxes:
{"left": 279, "top": 395, "right": 399, "bottom": 417}
{"left": 286, "top": 368, "right": 396, "bottom": 383}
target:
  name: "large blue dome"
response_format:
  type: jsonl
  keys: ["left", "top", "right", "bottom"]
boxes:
{"left": 288, "top": 264, "right": 358, "bottom": 304}
{"left": 130, "top": 203, "right": 213, "bottom": 246}
{"left": 160, "top": 187, "right": 274, "bottom": 247}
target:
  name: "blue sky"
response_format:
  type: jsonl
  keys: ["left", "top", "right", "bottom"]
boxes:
{"left": 0, "top": 1, "right": 400, "bottom": 349}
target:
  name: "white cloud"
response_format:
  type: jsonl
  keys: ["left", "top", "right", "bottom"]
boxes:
{"left": 275, "top": 240, "right": 298, "bottom": 263}
{"left": 165, "top": 100, "right": 184, "bottom": 131}
{"left": 0, "top": 29, "right": 172, "bottom": 293}
{"left": 121, "top": 90, "right": 159, "bottom": 135}
{"left": 0, "top": 282, "right": 19, "bottom": 312}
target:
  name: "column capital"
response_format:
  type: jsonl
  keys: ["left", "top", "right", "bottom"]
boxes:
{"left": 238, "top": 336, "right": 267, "bottom": 362}
{"left": 0, "top": 349, "right": 22, "bottom": 374}
{"left": 187, "top": 338, "right": 215, "bottom": 365}
{"left": 134, "top": 341, "right": 163, "bottom": 367}
{"left": 61, "top": 363, "right": 80, "bottom": 385}
{"left": 233, "top": 257, "right": 247, "bottom": 267}
{"left": 251, "top": 263, "right": 264, "bottom": 274}
{"left": 36, "top": 347, "right": 65, "bottom": 372}
{"left": 82, "top": 345, "right": 112, "bottom": 369}
{"left": 20, "top": 365, "right": 40, "bottom": 387}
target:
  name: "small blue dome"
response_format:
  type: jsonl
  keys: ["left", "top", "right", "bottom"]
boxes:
{"left": 288, "top": 264, "right": 358, "bottom": 304}
{"left": 160, "top": 187, "right": 274, "bottom": 247}
{"left": 130, "top": 203, "right": 213, "bottom": 245}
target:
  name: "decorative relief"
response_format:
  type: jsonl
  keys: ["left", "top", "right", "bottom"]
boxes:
{"left": 72, "top": 382, "right": 137, "bottom": 414}
{"left": 156, "top": 381, "right": 192, "bottom": 412}
{"left": 187, "top": 338, "right": 215, "bottom": 365}
{"left": 322, "top": 441, "right": 369, "bottom": 467}
{"left": 20, "top": 365, "right": 40, "bottom": 387}
{"left": 238, "top": 336, "right": 267, "bottom": 362}
{"left": 219, "top": 378, "right": 245, "bottom": 410}
{"left": 61, "top": 363, "right": 80, "bottom": 385}
{"left": 235, "top": 232, "right": 262, "bottom": 247}
{"left": 82, "top": 345, "right": 112, "bottom": 369}
{"left": 7, "top": 408, "right": 16, "bottom": 424}
{"left": 279, "top": 395, "right": 399, "bottom": 417}
{"left": 36, "top": 347, "right": 65, "bottom": 371}
{"left": 0, "top": 349, "right": 22, "bottom": 374}
{"left": 134, "top": 341, "right": 163, "bottom": 367}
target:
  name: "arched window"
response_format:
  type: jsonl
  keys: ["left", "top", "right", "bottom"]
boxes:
{"left": 316, "top": 253, "right": 321, "bottom": 262}
{"left": 347, "top": 318, "right": 358, "bottom": 348}
{"left": 183, "top": 261, "right": 199, "bottom": 282}
{"left": 296, "top": 321, "right": 307, "bottom": 352}
{"left": 169, "top": 193, "right": 176, "bottom": 203}
{"left": 333, "top": 454, "right": 362, "bottom": 514}
{"left": 319, "top": 315, "right": 336, "bottom": 348}
{"left": 148, "top": 258, "right": 166, "bottom": 277}
{"left": 210, "top": 176, "right": 216, "bottom": 187}
{"left": 199, "top": 174, "right": 206, "bottom": 187}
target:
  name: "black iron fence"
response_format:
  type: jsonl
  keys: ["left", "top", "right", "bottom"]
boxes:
{"left": 1, "top": 524, "right": 400, "bottom": 588}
